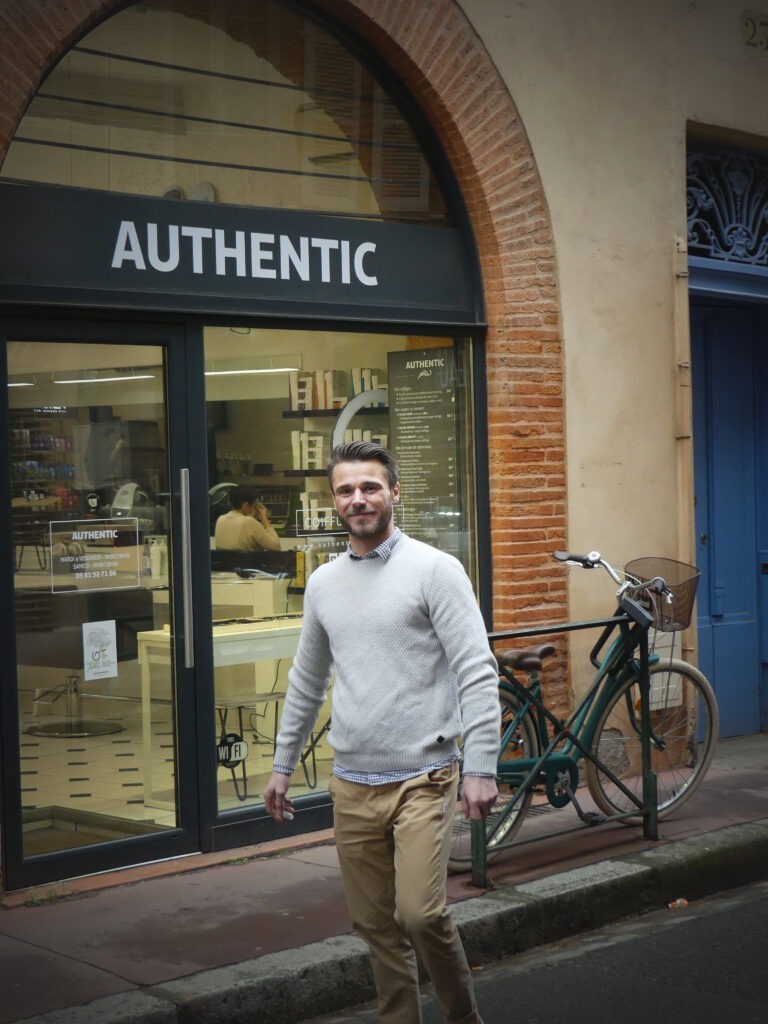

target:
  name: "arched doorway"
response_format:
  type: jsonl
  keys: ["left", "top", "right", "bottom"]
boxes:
{"left": 0, "top": 0, "right": 564, "bottom": 893}
{"left": 0, "top": 0, "right": 500, "bottom": 891}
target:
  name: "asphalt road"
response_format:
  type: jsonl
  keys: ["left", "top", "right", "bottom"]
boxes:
{"left": 307, "top": 880, "right": 768, "bottom": 1023}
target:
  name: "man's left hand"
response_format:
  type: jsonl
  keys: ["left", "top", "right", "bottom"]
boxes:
{"left": 460, "top": 774, "right": 498, "bottom": 820}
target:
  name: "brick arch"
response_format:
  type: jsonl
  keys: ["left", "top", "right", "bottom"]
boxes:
{"left": 313, "top": 2, "right": 566, "bottom": 636}
{"left": 0, "top": 0, "right": 565, "bottom": 634}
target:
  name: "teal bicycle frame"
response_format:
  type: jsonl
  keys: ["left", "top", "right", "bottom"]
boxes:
{"left": 486, "top": 593, "right": 659, "bottom": 853}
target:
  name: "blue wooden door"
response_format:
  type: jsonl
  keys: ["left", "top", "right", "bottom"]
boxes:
{"left": 691, "top": 305, "right": 765, "bottom": 736}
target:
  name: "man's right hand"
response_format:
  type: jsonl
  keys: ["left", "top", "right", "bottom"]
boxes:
{"left": 264, "top": 770, "right": 295, "bottom": 822}
{"left": 254, "top": 500, "right": 272, "bottom": 527}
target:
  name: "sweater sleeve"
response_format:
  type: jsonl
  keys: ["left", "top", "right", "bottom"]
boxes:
{"left": 426, "top": 555, "right": 501, "bottom": 776}
{"left": 272, "top": 578, "right": 333, "bottom": 772}
{"left": 243, "top": 517, "right": 281, "bottom": 552}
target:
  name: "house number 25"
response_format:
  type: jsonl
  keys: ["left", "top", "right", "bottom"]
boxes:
{"left": 743, "top": 10, "right": 768, "bottom": 54}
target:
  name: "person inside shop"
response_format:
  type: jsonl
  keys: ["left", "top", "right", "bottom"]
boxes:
{"left": 264, "top": 440, "right": 499, "bottom": 1024}
{"left": 213, "top": 486, "right": 281, "bottom": 552}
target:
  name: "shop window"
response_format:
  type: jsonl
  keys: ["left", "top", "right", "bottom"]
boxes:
{"left": 1, "top": 0, "right": 449, "bottom": 226}
{"left": 204, "top": 325, "right": 478, "bottom": 809}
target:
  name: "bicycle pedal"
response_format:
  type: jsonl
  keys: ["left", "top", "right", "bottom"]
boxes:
{"left": 582, "top": 811, "right": 606, "bottom": 825}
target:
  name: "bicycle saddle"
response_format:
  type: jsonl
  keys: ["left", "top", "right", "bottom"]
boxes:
{"left": 496, "top": 643, "right": 556, "bottom": 671}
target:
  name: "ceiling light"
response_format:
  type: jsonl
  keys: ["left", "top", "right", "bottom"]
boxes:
{"left": 54, "top": 374, "right": 157, "bottom": 384}
{"left": 204, "top": 367, "right": 299, "bottom": 376}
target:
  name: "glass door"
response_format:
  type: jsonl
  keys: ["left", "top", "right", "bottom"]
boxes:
{"left": 1, "top": 320, "right": 202, "bottom": 889}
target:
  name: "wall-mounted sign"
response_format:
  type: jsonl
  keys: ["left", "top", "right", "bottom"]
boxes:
{"left": 49, "top": 517, "right": 140, "bottom": 591}
{"left": 0, "top": 181, "right": 482, "bottom": 326}
{"left": 32, "top": 406, "right": 69, "bottom": 416}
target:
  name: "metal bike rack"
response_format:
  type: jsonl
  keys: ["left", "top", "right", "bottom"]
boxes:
{"left": 469, "top": 615, "right": 658, "bottom": 889}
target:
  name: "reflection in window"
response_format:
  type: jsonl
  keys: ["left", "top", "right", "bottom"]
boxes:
{"left": 2, "top": 0, "right": 448, "bottom": 225}
{"left": 204, "top": 326, "right": 477, "bottom": 578}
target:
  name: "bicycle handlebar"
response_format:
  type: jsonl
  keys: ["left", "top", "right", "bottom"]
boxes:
{"left": 553, "top": 549, "right": 660, "bottom": 649}
{"left": 553, "top": 549, "right": 671, "bottom": 604}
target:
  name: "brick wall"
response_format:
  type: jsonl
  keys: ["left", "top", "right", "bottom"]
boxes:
{"left": 315, "top": 1, "right": 567, "bottom": 644}
{"left": 0, "top": 0, "right": 569, "bottom": 694}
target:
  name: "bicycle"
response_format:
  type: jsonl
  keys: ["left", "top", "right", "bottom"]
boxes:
{"left": 448, "top": 550, "right": 719, "bottom": 872}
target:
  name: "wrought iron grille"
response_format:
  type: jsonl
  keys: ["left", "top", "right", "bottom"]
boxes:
{"left": 687, "top": 145, "right": 768, "bottom": 265}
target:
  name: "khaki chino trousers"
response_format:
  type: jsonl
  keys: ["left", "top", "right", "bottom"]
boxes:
{"left": 330, "top": 763, "right": 479, "bottom": 1024}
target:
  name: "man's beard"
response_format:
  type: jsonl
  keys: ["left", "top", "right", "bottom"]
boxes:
{"left": 337, "top": 504, "right": 393, "bottom": 539}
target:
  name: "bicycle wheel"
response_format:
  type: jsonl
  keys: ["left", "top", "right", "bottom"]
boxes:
{"left": 447, "top": 690, "right": 540, "bottom": 872}
{"left": 585, "top": 658, "right": 718, "bottom": 823}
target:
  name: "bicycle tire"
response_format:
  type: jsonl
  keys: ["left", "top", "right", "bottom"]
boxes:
{"left": 584, "top": 658, "right": 718, "bottom": 823}
{"left": 447, "top": 690, "right": 540, "bottom": 872}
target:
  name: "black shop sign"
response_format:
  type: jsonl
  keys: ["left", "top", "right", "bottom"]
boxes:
{"left": 0, "top": 180, "right": 482, "bottom": 325}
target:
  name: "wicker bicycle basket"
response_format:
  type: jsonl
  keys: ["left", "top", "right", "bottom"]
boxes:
{"left": 624, "top": 557, "right": 701, "bottom": 632}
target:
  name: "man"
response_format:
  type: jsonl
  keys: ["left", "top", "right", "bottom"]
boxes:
{"left": 214, "top": 486, "right": 281, "bottom": 552}
{"left": 264, "top": 441, "right": 500, "bottom": 1024}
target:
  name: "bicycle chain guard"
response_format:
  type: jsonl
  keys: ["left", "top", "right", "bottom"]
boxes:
{"left": 544, "top": 754, "right": 579, "bottom": 808}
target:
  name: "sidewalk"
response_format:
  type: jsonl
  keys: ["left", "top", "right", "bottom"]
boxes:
{"left": 1, "top": 734, "right": 767, "bottom": 1024}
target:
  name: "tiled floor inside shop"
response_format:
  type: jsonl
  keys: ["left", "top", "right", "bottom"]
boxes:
{"left": 16, "top": 684, "right": 333, "bottom": 856}
{"left": 10, "top": 558, "right": 330, "bottom": 855}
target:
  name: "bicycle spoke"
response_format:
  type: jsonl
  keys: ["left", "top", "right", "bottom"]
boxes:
{"left": 585, "top": 659, "right": 718, "bottom": 822}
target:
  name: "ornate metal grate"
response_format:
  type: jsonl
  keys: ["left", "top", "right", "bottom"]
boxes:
{"left": 687, "top": 145, "right": 768, "bottom": 265}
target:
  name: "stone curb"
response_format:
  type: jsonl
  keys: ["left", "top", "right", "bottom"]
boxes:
{"left": 458, "top": 817, "right": 768, "bottom": 963}
{"left": 16, "top": 818, "right": 768, "bottom": 1024}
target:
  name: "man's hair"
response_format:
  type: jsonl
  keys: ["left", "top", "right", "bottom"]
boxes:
{"left": 327, "top": 441, "right": 399, "bottom": 490}
{"left": 229, "top": 486, "right": 257, "bottom": 509}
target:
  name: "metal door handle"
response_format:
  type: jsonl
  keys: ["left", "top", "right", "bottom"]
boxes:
{"left": 180, "top": 468, "right": 194, "bottom": 668}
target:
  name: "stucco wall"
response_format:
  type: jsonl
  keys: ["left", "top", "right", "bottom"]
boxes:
{"left": 459, "top": 0, "right": 768, "bottom": 660}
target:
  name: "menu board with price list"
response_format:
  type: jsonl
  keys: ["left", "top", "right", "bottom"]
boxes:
{"left": 387, "top": 347, "right": 459, "bottom": 543}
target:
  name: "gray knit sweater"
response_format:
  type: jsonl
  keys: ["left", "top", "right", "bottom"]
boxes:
{"left": 273, "top": 533, "right": 501, "bottom": 777}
